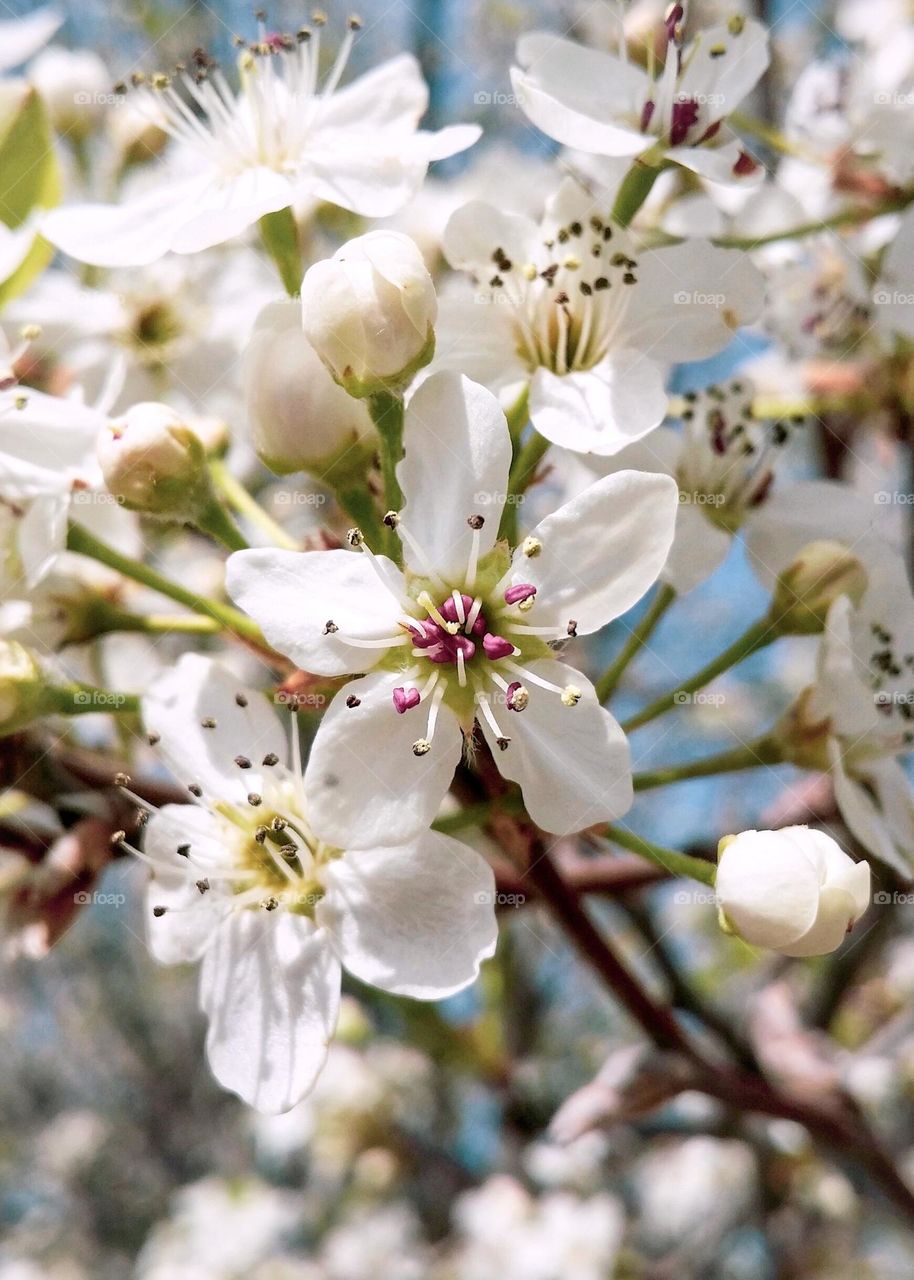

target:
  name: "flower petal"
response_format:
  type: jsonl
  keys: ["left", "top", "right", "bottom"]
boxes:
{"left": 143, "top": 804, "right": 230, "bottom": 965}
{"left": 200, "top": 911, "right": 340, "bottom": 1113}
{"left": 226, "top": 547, "right": 406, "bottom": 677}
{"left": 511, "top": 470, "right": 679, "bottom": 634}
{"left": 830, "top": 742, "right": 912, "bottom": 876}
{"left": 528, "top": 353, "right": 669, "bottom": 456}
{"left": 479, "top": 660, "right": 632, "bottom": 834}
{"left": 304, "top": 671, "right": 463, "bottom": 850}
{"left": 143, "top": 654, "right": 287, "bottom": 807}
{"left": 168, "top": 167, "right": 295, "bottom": 255}
{"left": 663, "top": 503, "right": 732, "bottom": 595}
{"left": 398, "top": 372, "right": 512, "bottom": 580}
{"left": 443, "top": 200, "right": 539, "bottom": 276}
{"left": 623, "top": 241, "right": 765, "bottom": 361}
{"left": 318, "top": 832, "right": 497, "bottom": 998}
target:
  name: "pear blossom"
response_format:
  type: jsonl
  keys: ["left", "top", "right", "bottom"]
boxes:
{"left": 510, "top": 13, "right": 768, "bottom": 186}
{"left": 439, "top": 177, "right": 765, "bottom": 454}
{"left": 137, "top": 653, "right": 497, "bottom": 1112}
{"left": 785, "top": 554, "right": 914, "bottom": 875}
{"left": 40, "top": 22, "right": 480, "bottom": 268}
{"left": 716, "top": 826, "right": 870, "bottom": 957}
{"left": 226, "top": 372, "right": 679, "bottom": 845}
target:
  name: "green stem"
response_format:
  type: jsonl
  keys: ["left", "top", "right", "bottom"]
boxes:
{"left": 604, "top": 825, "right": 716, "bottom": 887}
{"left": 259, "top": 206, "right": 302, "bottom": 297}
{"left": 714, "top": 188, "right": 914, "bottom": 251}
{"left": 500, "top": 430, "right": 551, "bottom": 544}
{"left": 505, "top": 383, "right": 530, "bottom": 442}
{"left": 611, "top": 159, "right": 663, "bottom": 227}
{"left": 729, "top": 110, "right": 819, "bottom": 161}
{"left": 194, "top": 495, "right": 249, "bottom": 552}
{"left": 66, "top": 524, "right": 268, "bottom": 647}
{"left": 46, "top": 684, "right": 141, "bottom": 719}
{"left": 209, "top": 459, "right": 298, "bottom": 550}
{"left": 367, "top": 392, "right": 405, "bottom": 559}
{"left": 622, "top": 612, "right": 781, "bottom": 733}
{"left": 633, "top": 735, "right": 783, "bottom": 791}
{"left": 596, "top": 584, "right": 676, "bottom": 703}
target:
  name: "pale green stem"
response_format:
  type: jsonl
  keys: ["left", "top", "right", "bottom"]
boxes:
{"left": 66, "top": 524, "right": 268, "bottom": 647}
{"left": 604, "top": 825, "right": 717, "bottom": 886}
{"left": 715, "top": 188, "right": 914, "bottom": 251}
{"left": 194, "top": 494, "right": 249, "bottom": 552}
{"left": 259, "top": 206, "right": 302, "bottom": 297}
{"left": 210, "top": 458, "right": 299, "bottom": 551}
{"left": 596, "top": 584, "right": 676, "bottom": 703}
{"left": 367, "top": 392, "right": 405, "bottom": 560}
{"left": 633, "top": 735, "right": 783, "bottom": 791}
{"left": 611, "top": 159, "right": 663, "bottom": 227}
{"left": 500, "top": 430, "right": 551, "bottom": 544}
{"left": 45, "top": 683, "right": 141, "bottom": 719}
{"left": 622, "top": 613, "right": 780, "bottom": 733}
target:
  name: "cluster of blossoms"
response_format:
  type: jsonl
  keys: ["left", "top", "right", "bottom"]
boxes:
{"left": 7, "top": 2, "right": 914, "bottom": 1248}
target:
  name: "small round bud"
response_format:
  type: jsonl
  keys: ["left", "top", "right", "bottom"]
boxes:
{"left": 770, "top": 540, "right": 868, "bottom": 635}
{"left": 30, "top": 47, "right": 110, "bottom": 140}
{"left": 97, "top": 402, "right": 210, "bottom": 519}
{"left": 301, "top": 230, "right": 436, "bottom": 398}
{"left": 243, "top": 300, "right": 373, "bottom": 477}
{"left": 716, "top": 826, "right": 870, "bottom": 956}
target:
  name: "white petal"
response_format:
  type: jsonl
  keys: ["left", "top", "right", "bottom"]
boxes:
{"left": 677, "top": 20, "right": 769, "bottom": 116}
{"left": 479, "top": 660, "right": 632, "bottom": 834}
{"left": 810, "top": 597, "right": 879, "bottom": 738}
{"left": 18, "top": 492, "right": 67, "bottom": 589}
{"left": 169, "top": 168, "right": 295, "bottom": 255}
{"left": 511, "top": 470, "right": 679, "bottom": 634}
{"left": 528, "top": 354, "right": 668, "bottom": 455}
{"left": 143, "top": 805, "right": 230, "bottom": 965}
{"left": 623, "top": 241, "right": 765, "bottom": 361}
{"left": 430, "top": 296, "right": 524, "bottom": 391}
{"left": 40, "top": 176, "right": 212, "bottom": 268}
{"left": 716, "top": 828, "right": 822, "bottom": 948}
{"left": 226, "top": 547, "right": 405, "bottom": 677}
{"left": 877, "top": 205, "right": 914, "bottom": 341}
{"left": 200, "top": 911, "right": 340, "bottom": 1113}
{"left": 0, "top": 388, "right": 101, "bottom": 494}
{"left": 398, "top": 372, "right": 511, "bottom": 580}
{"left": 0, "top": 6, "right": 60, "bottom": 73}
{"left": 443, "top": 200, "right": 539, "bottom": 275}
{"left": 830, "top": 742, "right": 912, "bottom": 876}
{"left": 312, "top": 54, "right": 428, "bottom": 131}
{"left": 304, "top": 671, "right": 463, "bottom": 850}
{"left": 662, "top": 502, "right": 732, "bottom": 595}
{"left": 318, "top": 832, "right": 497, "bottom": 998}
{"left": 778, "top": 883, "right": 863, "bottom": 957}
{"left": 143, "top": 654, "right": 287, "bottom": 807}
{"left": 668, "top": 140, "right": 764, "bottom": 187}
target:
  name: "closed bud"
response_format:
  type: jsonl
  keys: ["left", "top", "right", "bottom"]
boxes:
{"left": 244, "top": 300, "right": 373, "bottom": 479}
{"left": 770, "top": 540, "right": 868, "bottom": 635}
{"left": 30, "top": 47, "right": 109, "bottom": 140}
{"left": 301, "top": 230, "right": 436, "bottom": 398}
{"left": 716, "top": 825, "right": 870, "bottom": 956}
{"left": 97, "top": 402, "right": 210, "bottom": 519}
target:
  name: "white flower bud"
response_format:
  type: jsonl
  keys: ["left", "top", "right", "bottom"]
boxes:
{"left": 97, "top": 402, "right": 209, "bottom": 519}
{"left": 771, "top": 540, "right": 868, "bottom": 635}
{"left": 244, "top": 300, "right": 373, "bottom": 477}
{"left": 301, "top": 230, "right": 436, "bottom": 398}
{"left": 716, "top": 826, "right": 870, "bottom": 957}
{"left": 30, "top": 47, "right": 110, "bottom": 140}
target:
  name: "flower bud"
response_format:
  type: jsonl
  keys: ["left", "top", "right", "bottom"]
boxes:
{"left": 301, "top": 230, "right": 436, "bottom": 398}
{"left": 97, "top": 403, "right": 210, "bottom": 519}
{"left": 30, "top": 47, "right": 110, "bottom": 140}
{"left": 0, "top": 640, "right": 48, "bottom": 735}
{"left": 244, "top": 300, "right": 373, "bottom": 478}
{"left": 770, "top": 540, "right": 868, "bottom": 635}
{"left": 716, "top": 825, "right": 870, "bottom": 956}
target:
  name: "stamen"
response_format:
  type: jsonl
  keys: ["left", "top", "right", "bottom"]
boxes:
{"left": 475, "top": 688, "right": 509, "bottom": 749}
{"left": 465, "top": 514, "right": 485, "bottom": 588}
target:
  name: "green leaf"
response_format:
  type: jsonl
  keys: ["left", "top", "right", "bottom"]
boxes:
{"left": 0, "top": 85, "right": 60, "bottom": 307}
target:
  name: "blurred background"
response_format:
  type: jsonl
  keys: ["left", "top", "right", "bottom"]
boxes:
{"left": 4, "top": 0, "right": 914, "bottom": 1277}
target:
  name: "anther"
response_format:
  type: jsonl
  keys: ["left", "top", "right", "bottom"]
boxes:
{"left": 152, "top": 906, "right": 167, "bottom": 918}
{"left": 188, "top": 784, "right": 203, "bottom": 797}
{"left": 234, "top": 755, "right": 252, "bottom": 769}
{"left": 196, "top": 879, "right": 210, "bottom": 894}
{"left": 506, "top": 681, "right": 529, "bottom": 712}
{"left": 201, "top": 717, "right": 217, "bottom": 729}
{"left": 177, "top": 844, "right": 191, "bottom": 857}
{"left": 235, "top": 692, "right": 248, "bottom": 707}
{"left": 262, "top": 752, "right": 279, "bottom": 766}
{"left": 467, "top": 514, "right": 485, "bottom": 530}
{"left": 496, "top": 737, "right": 511, "bottom": 751}
{"left": 561, "top": 686, "right": 582, "bottom": 707}
{"left": 521, "top": 536, "right": 542, "bottom": 558}
{"left": 347, "top": 527, "right": 364, "bottom": 547}
{"left": 147, "top": 731, "right": 160, "bottom": 746}
{"left": 346, "top": 694, "right": 361, "bottom": 708}
{"left": 566, "top": 620, "right": 578, "bottom": 637}
{"left": 247, "top": 793, "right": 262, "bottom": 806}
{"left": 412, "top": 738, "right": 431, "bottom": 756}
{"left": 383, "top": 511, "right": 400, "bottom": 528}
{"left": 110, "top": 830, "right": 126, "bottom": 846}
{"left": 323, "top": 620, "right": 339, "bottom": 634}
{"left": 114, "top": 772, "right": 131, "bottom": 788}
